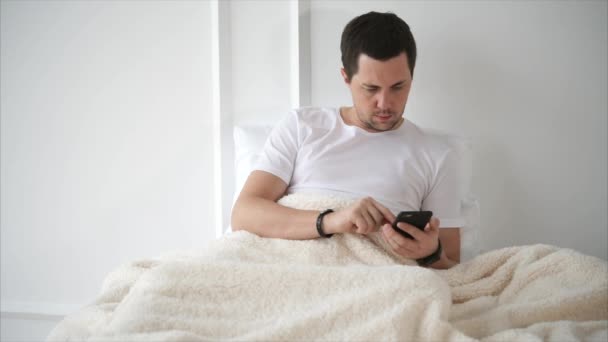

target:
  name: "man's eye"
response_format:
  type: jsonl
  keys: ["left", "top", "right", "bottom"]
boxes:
{"left": 365, "top": 88, "right": 378, "bottom": 93}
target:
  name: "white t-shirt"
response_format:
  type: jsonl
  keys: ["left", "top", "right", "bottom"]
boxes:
{"left": 255, "top": 107, "right": 465, "bottom": 228}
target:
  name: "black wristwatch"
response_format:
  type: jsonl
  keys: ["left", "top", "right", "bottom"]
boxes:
{"left": 316, "top": 209, "right": 334, "bottom": 238}
{"left": 416, "top": 240, "right": 442, "bottom": 267}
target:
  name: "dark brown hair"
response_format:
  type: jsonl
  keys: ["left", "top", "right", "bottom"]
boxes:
{"left": 340, "top": 11, "right": 417, "bottom": 80}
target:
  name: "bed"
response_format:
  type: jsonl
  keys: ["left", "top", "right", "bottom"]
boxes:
{"left": 46, "top": 125, "right": 607, "bottom": 341}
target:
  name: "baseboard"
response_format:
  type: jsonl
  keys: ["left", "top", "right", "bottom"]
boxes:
{"left": 1, "top": 310, "right": 64, "bottom": 342}
{"left": 1, "top": 311, "right": 63, "bottom": 321}
{"left": 1, "top": 299, "right": 81, "bottom": 319}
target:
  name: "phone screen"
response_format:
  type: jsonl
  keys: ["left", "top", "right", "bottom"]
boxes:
{"left": 392, "top": 211, "right": 433, "bottom": 239}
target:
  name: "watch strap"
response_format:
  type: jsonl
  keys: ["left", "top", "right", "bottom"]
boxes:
{"left": 416, "top": 240, "right": 442, "bottom": 267}
{"left": 316, "top": 209, "right": 334, "bottom": 238}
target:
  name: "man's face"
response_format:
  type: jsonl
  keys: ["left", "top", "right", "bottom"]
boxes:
{"left": 341, "top": 53, "right": 413, "bottom": 132}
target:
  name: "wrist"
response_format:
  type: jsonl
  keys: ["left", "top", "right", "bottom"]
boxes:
{"left": 316, "top": 209, "right": 335, "bottom": 238}
{"left": 429, "top": 251, "right": 456, "bottom": 269}
{"left": 416, "top": 240, "right": 443, "bottom": 267}
{"left": 321, "top": 211, "right": 339, "bottom": 235}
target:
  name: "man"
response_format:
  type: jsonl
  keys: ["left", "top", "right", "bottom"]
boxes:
{"left": 231, "top": 11, "right": 464, "bottom": 269}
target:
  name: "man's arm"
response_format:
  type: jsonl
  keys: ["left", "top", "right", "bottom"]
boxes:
{"left": 232, "top": 171, "right": 397, "bottom": 240}
{"left": 231, "top": 171, "right": 323, "bottom": 240}
{"left": 429, "top": 228, "right": 460, "bottom": 269}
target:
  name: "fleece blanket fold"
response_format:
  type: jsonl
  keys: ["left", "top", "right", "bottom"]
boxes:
{"left": 48, "top": 193, "right": 608, "bottom": 341}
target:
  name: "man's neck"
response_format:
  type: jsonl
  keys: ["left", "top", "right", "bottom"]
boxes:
{"left": 340, "top": 106, "right": 404, "bottom": 131}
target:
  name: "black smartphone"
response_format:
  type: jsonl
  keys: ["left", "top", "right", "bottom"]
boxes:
{"left": 392, "top": 211, "right": 433, "bottom": 239}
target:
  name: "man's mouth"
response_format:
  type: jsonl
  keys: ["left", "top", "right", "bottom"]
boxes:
{"left": 375, "top": 114, "right": 393, "bottom": 122}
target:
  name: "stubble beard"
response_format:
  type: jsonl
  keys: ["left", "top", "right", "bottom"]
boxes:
{"left": 359, "top": 111, "right": 402, "bottom": 132}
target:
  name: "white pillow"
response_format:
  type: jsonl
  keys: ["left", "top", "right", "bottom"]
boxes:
{"left": 232, "top": 124, "right": 481, "bottom": 260}
{"left": 233, "top": 124, "right": 275, "bottom": 204}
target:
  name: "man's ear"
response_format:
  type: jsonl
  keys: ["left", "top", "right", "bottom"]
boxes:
{"left": 340, "top": 68, "right": 351, "bottom": 85}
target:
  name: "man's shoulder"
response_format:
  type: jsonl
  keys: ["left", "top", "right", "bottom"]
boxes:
{"left": 293, "top": 106, "right": 336, "bottom": 117}
{"left": 291, "top": 106, "right": 338, "bottom": 127}
{"left": 405, "top": 121, "right": 465, "bottom": 156}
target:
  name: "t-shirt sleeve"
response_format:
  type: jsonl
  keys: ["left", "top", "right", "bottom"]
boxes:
{"left": 253, "top": 110, "right": 299, "bottom": 185}
{"left": 421, "top": 147, "right": 466, "bottom": 228}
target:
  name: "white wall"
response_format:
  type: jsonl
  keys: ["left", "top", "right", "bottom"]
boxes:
{"left": 231, "top": 0, "right": 295, "bottom": 124}
{"left": 309, "top": 0, "right": 607, "bottom": 259}
{"left": 1, "top": 0, "right": 216, "bottom": 339}
{"left": 217, "top": 0, "right": 299, "bottom": 229}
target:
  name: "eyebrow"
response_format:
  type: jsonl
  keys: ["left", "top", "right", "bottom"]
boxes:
{"left": 362, "top": 80, "right": 407, "bottom": 88}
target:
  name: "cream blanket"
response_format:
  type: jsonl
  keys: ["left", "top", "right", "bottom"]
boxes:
{"left": 48, "top": 193, "right": 608, "bottom": 341}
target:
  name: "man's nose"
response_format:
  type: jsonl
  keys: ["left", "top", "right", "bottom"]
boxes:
{"left": 375, "top": 91, "right": 391, "bottom": 110}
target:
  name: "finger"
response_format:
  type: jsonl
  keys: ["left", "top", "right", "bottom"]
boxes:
{"left": 382, "top": 224, "right": 401, "bottom": 254}
{"left": 352, "top": 199, "right": 372, "bottom": 232}
{"left": 383, "top": 224, "right": 418, "bottom": 252}
{"left": 362, "top": 208, "right": 378, "bottom": 233}
{"left": 396, "top": 222, "right": 426, "bottom": 241}
{"left": 355, "top": 210, "right": 376, "bottom": 233}
{"left": 354, "top": 215, "right": 369, "bottom": 233}
{"left": 425, "top": 217, "right": 440, "bottom": 232}
{"left": 367, "top": 205, "right": 386, "bottom": 231}
{"left": 382, "top": 225, "right": 409, "bottom": 255}
{"left": 383, "top": 228, "right": 403, "bottom": 253}
{"left": 370, "top": 198, "right": 396, "bottom": 223}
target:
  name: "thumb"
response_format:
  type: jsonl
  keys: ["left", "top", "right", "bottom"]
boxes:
{"left": 428, "top": 217, "right": 440, "bottom": 231}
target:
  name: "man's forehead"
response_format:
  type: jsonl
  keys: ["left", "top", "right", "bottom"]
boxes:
{"left": 354, "top": 53, "right": 411, "bottom": 84}
{"left": 361, "top": 80, "right": 408, "bottom": 87}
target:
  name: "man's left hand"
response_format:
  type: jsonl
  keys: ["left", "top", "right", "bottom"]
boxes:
{"left": 381, "top": 216, "right": 440, "bottom": 259}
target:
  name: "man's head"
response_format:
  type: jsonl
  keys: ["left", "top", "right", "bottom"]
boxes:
{"left": 340, "top": 12, "right": 417, "bottom": 132}
{"left": 341, "top": 11, "right": 417, "bottom": 80}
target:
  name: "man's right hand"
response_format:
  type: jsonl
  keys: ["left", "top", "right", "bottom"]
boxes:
{"left": 323, "top": 197, "right": 396, "bottom": 235}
